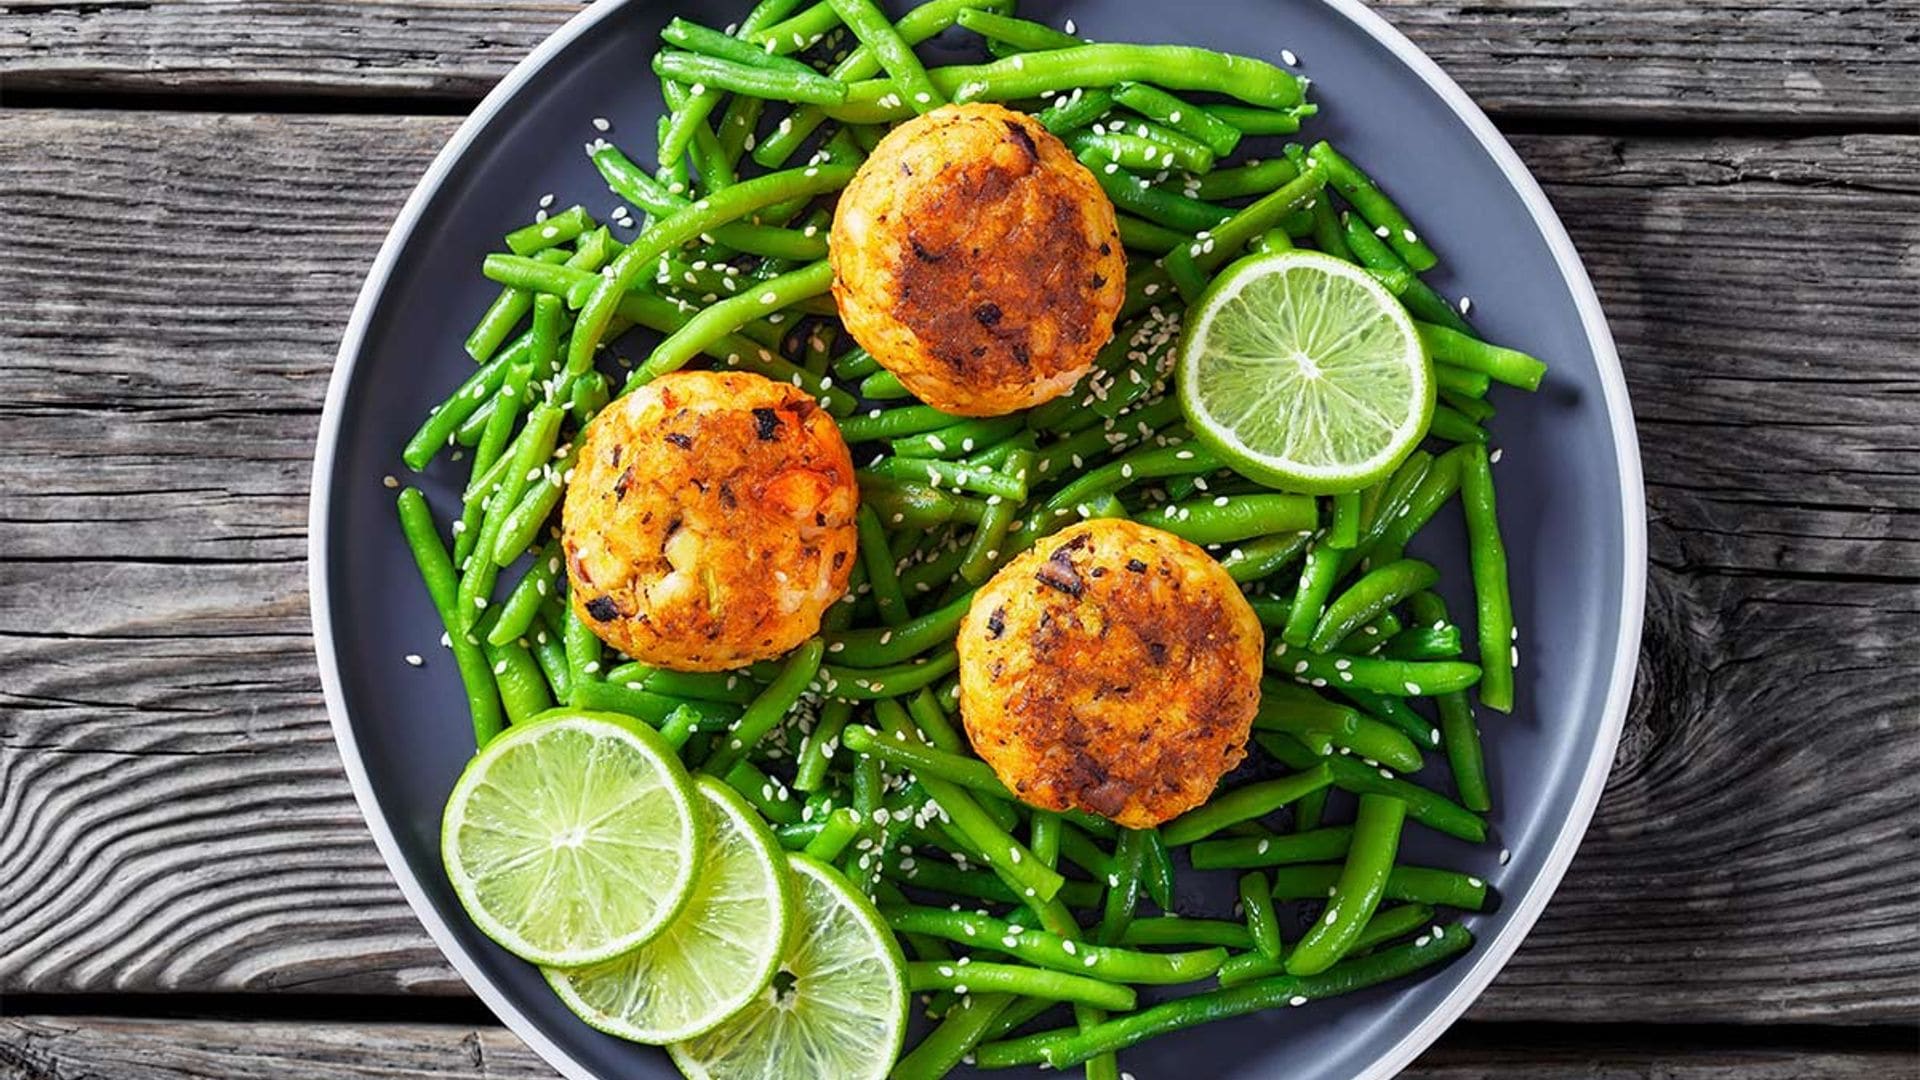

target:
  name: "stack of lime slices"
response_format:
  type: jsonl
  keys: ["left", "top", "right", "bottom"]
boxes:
{"left": 441, "top": 710, "right": 907, "bottom": 1079}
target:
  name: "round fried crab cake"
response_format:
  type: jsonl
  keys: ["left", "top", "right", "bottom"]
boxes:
{"left": 830, "top": 102, "right": 1127, "bottom": 418}
{"left": 956, "top": 519, "right": 1264, "bottom": 828}
{"left": 561, "top": 370, "right": 858, "bottom": 672}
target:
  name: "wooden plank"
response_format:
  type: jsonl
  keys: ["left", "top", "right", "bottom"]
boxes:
{"left": 1, "top": 112, "right": 1916, "bottom": 1022}
{"left": 0, "top": 1016, "right": 1910, "bottom": 1078}
{"left": 1, "top": 1, "right": 1916, "bottom": 123}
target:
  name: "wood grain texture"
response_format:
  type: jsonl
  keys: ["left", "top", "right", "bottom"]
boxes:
{"left": 0, "top": 1016, "right": 1911, "bottom": 1078}
{"left": 0, "top": 1, "right": 1916, "bottom": 122}
{"left": 1, "top": 112, "right": 1917, "bottom": 1023}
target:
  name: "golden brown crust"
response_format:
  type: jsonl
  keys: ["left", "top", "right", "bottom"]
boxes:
{"left": 561, "top": 371, "right": 858, "bottom": 671}
{"left": 956, "top": 519, "right": 1264, "bottom": 828}
{"left": 831, "top": 103, "right": 1127, "bottom": 417}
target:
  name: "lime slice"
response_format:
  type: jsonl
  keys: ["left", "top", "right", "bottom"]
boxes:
{"left": 1177, "top": 250, "right": 1433, "bottom": 494}
{"left": 546, "top": 777, "right": 792, "bottom": 1043}
{"left": 669, "top": 855, "right": 908, "bottom": 1080}
{"left": 441, "top": 709, "right": 701, "bottom": 968}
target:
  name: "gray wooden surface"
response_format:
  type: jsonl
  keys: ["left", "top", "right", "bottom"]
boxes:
{"left": 2, "top": 0, "right": 1918, "bottom": 1076}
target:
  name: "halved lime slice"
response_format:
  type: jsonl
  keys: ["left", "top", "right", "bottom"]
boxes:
{"left": 546, "top": 777, "right": 792, "bottom": 1043}
{"left": 441, "top": 709, "right": 701, "bottom": 968}
{"left": 669, "top": 855, "right": 908, "bottom": 1080}
{"left": 1177, "top": 250, "right": 1433, "bottom": 494}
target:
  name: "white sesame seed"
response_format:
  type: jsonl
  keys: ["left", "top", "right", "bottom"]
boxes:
{"left": 1289, "top": 995, "right": 1308, "bottom": 1007}
{"left": 591, "top": 116, "right": 610, "bottom": 132}
{"left": 1403, "top": 229, "right": 1419, "bottom": 244}
{"left": 1282, "top": 48, "right": 1299, "bottom": 66}
{"left": 1500, "top": 848, "right": 1512, "bottom": 864}
{"left": 1375, "top": 225, "right": 1391, "bottom": 239}
{"left": 404, "top": 654, "right": 423, "bottom": 667}
{"left": 1064, "top": 18, "right": 1077, "bottom": 33}
{"left": 1491, "top": 448, "right": 1504, "bottom": 464}
{"left": 1404, "top": 681, "right": 1421, "bottom": 694}
{"left": 1458, "top": 295, "right": 1473, "bottom": 315}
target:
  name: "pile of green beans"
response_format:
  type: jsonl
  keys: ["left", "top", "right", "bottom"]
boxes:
{"left": 393, "top": 2, "right": 1551, "bottom": 1076}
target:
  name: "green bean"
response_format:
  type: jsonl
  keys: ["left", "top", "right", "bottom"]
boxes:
{"left": 1334, "top": 210, "right": 1473, "bottom": 335}
{"left": 832, "top": 45, "right": 1302, "bottom": 120}
{"left": 1140, "top": 827, "right": 1176, "bottom": 911}
{"left": 526, "top": 622, "right": 571, "bottom": 703}
{"left": 1269, "top": 862, "right": 1488, "bottom": 911}
{"left": 753, "top": 0, "right": 1004, "bottom": 167}
{"left": 721, "top": 759, "right": 801, "bottom": 825}
{"left": 1208, "top": 102, "right": 1316, "bottom": 135}
{"left": 571, "top": 164, "right": 855, "bottom": 376}
{"left": 1362, "top": 448, "right": 1465, "bottom": 569}
{"left": 1109, "top": 82, "right": 1241, "bottom": 157}
{"left": 652, "top": 49, "right": 849, "bottom": 107}
{"left": 1428, "top": 365, "right": 1491, "bottom": 405}
{"left": 777, "top": 819, "right": 825, "bottom": 851}
{"left": 1114, "top": 214, "right": 1187, "bottom": 253}
{"left": 661, "top": 17, "right": 821, "bottom": 74}
{"left": 454, "top": 404, "right": 560, "bottom": 626}
{"left": 975, "top": 925, "right": 1473, "bottom": 1069}
{"left": 883, "top": 906, "right": 1225, "bottom": 986}
{"left": 587, "top": 142, "right": 826, "bottom": 260}
{"left": 477, "top": 627, "right": 551, "bottom": 724}
{"left": 1308, "top": 558, "right": 1439, "bottom": 653}
{"left": 486, "top": 439, "right": 576, "bottom": 570}
{"left": 838, "top": 404, "right": 966, "bottom": 443}
{"left": 1216, "top": 902, "right": 1436, "bottom": 986}
{"left": 486, "top": 539, "right": 561, "bottom": 647}
{"left": 1259, "top": 734, "right": 1487, "bottom": 843}
{"left": 1416, "top": 322, "right": 1547, "bottom": 392}
{"left": 1302, "top": 189, "right": 1354, "bottom": 262}
{"left": 906, "top": 961, "right": 1134, "bottom": 1012}
{"left": 1323, "top": 492, "right": 1362, "bottom": 551}
{"left": 822, "top": 590, "right": 971, "bottom": 670}
{"left": 605, "top": 665, "right": 761, "bottom": 705}
{"left": 1046, "top": 442, "right": 1221, "bottom": 511}
{"left": 1164, "top": 162, "right": 1325, "bottom": 300}
{"left": 840, "top": 724, "right": 1009, "bottom": 802}
{"left": 1221, "top": 530, "right": 1313, "bottom": 584}
{"left": 792, "top": 698, "right": 853, "bottom": 792}
{"left": 852, "top": 505, "right": 910, "bottom": 628}
{"left": 921, "top": 775, "right": 1066, "bottom": 902}
{"left": 1188, "top": 826, "right": 1353, "bottom": 871}
{"left": 1308, "top": 141, "right": 1436, "bottom": 271}
{"left": 1348, "top": 902, "right": 1437, "bottom": 954}
{"left": 1281, "top": 543, "right": 1342, "bottom": 647}
{"left": 1239, "top": 871, "right": 1283, "bottom": 958}
{"left": 1027, "top": 811, "right": 1062, "bottom": 871}
{"left": 504, "top": 204, "right": 593, "bottom": 257}
{"left": 653, "top": 0, "right": 803, "bottom": 168}
{"left": 867, "top": 455, "right": 1027, "bottom": 501}
{"left": 1444, "top": 389, "right": 1497, "bottom": 425}
{"left": 899, "top": 688, "right": 961, "bottom": 757}
{"left": 953, "top": 8, "right": 1080, "bottom": 50}
{"left": 888, "top": 416, "right": 1017, "bottom": 461}
{"left": 704, "top": 638, "right": 825, "bottom": 776}
{"left": 1071, "top": 129, "right": 1214, "bottom": 175}
{"left": 1286, "top": 794, "right": 1404, "bottom": 975}
{"left": 1190, "top": 157, "right": 1298, "bottom": 201}
{"left": 1428, "top": 405, "right": 1486, "bottom": 445}
{"left": 1160, "top": 765, "right": 1333, "bottom": 847}
{"left": 1149, "top": 493, "right": 1317, "bottom": 546}
{"left": 856, "top": 368, "right": 910, "bottom": 400}
{"left": 404, "top": 338, "right": 524, "bottom": 469}
{"left": 1100, "top": 829, "right": 1147, "bottom": 945}
{"left": 959, "top": 449, "right": 1030, "bottom": 585}
{"left": 1294, "top": 787, "right": 1328, "bottom": 834}
{"left": 456, "top": 358, "right": 532, "bottom": 565}
{"left": 1339, "top": 687, "right": 1439, "bottom": 749}
{"left": 464, "top": 285, "right": 531, "bottom": 365}
{"left": 561, "top": 596, "right": 602, "bottom": 689}
{"left": 1034, "top": 86, "right": 1114, "bottom": 135}
{"left": 883, "top": 850, "right": 1100, "bottom": 908}
{"left": 1385, "top": 624, "right": 1463, "bottom": 661}
{"left": 747, "top": 0, "right": 840, "bottom": 54}
{"left": 637, "top": 259, "right": 833, "bottom": 381}
{"left": 1118, "top": 917, "right": 1253, "bottom": 951}
{"left": 396, "top": 490, "right": 504, "bottom": 744}
{"left": 827, "top": 0, "right": 945, "bottom": 112}
{"left": 893, "top": 990, "right": 1014, "bottom": 1080}
{"left": 1269, "top": 642, "right": 1481, "bottom": 697}
{"left": 1459, "top": 443, "right": 1517, "bottom": 714}
{"left": 980, "top": 995, "right": 1062, "bottom": 1043}
{"left": 1079, "top": 148, "right": 1234, "bottom": 232}
{"left": 1254, "top": 687, "right": 1424, "bottom": 774}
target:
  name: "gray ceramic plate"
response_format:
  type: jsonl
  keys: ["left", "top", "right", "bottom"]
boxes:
{"left": 311, "top": 2, "right": 1645, "bottom": 1076}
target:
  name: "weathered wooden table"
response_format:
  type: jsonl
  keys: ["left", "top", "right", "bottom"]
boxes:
{"left": 3, "top": 2, "right": 1917, "bottom": 1076}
